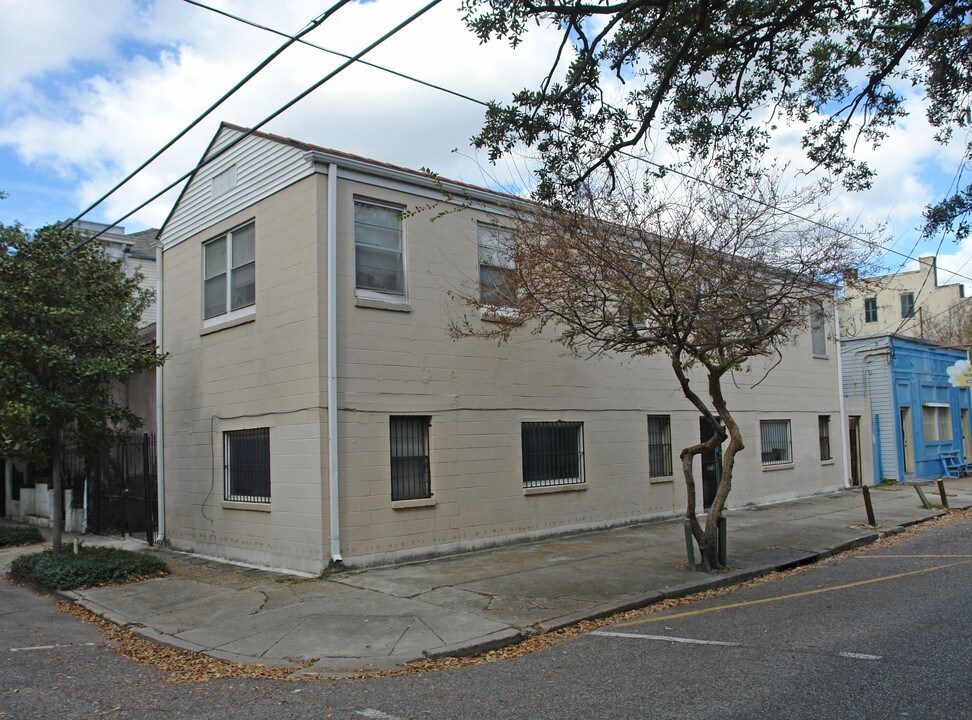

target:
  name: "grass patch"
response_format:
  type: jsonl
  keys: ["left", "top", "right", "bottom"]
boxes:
{"left": 0, "top": 525, "right": 44, "bottom": 547}
{"left": 9, "top": 546, "right": 168, "bottom": 591}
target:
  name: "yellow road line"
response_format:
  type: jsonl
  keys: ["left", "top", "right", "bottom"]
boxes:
{"left": 616, "top": 561, "right": 971, "bottom": 628}
{"left": 855, "top": 554, "right": 972, "bottom": 559}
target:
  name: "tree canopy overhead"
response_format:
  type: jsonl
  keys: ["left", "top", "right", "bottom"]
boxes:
{"left": 462, "top": 0, "right": 971, "bottom": 237}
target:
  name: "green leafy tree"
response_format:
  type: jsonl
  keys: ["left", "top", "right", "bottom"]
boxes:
{"left": 462, "top": 0, "right": 971, "bottom": 237}
{"left": 0, "top": 223, "right": 164, "bottom": 551}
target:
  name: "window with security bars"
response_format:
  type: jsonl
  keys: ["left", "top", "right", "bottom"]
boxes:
{"left": 224, "top": 428, "right": 270, "bottom": 503}
{"left": 864, "top": 297, "right": 878, "bottom": 323}
{"left": 647, "top": 415, "right": 672, "bottom": 477}
{"left": 818, "top": 415, "right": 832, "bottom": 461}
{"left": 521, "top": 421, "right": 584, "bottom": 487}
{"left": 760, "top": 419, "right": 792, "bottom": 466}
{"left": 390, "top": 416, "right": 431, "bottom": 501}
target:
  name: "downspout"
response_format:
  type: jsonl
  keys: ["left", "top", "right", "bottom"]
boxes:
{"left": 327, "top": 163, "right": 342, "bottom": 564}
{"left": 834, "top": 291, "right": 851, "bottom": 488}
{"left": 154, "top": 241, "right": 165, "bottom": 542}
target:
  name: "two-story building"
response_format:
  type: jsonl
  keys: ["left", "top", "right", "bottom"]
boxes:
{"left": 154, "top": 123, "right": 850, "bottom": 574}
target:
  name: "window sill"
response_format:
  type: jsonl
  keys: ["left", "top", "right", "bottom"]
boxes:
{"left": 391, "top": 497, "right": 436, "bottom": 510}
{"left": 479, "top": 306, "right": 519, "bottom": 324}
{"left": 761, "top": 463, "right": 794, "bottom": 472}
{"left": 221, "top": 500, "right": 271, "bottom": 512}
{"left": 354, "top": 297, "right": 411, "bottom": 312}
{"left": 524, "top": 482, "right": 587, "bottom": 496}
{"left": 201, "top": 308, "right": 256, "bottom": 335}
{"left": 812, "top": 352, "right": 829, "bottom": 360}
{"left": 820, "top": 459, "right": 835, "bottom": 466}
{"left": 649, "top": 475, "right": 675, "bottom": 484}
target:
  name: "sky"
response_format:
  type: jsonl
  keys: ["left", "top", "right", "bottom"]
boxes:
{"left": 0, "top": 0, "right": 969, "bottom": 287}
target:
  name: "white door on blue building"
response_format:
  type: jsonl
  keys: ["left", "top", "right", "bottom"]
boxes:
{"left": 900, "top": 407, "right": 915, "bottom": 477}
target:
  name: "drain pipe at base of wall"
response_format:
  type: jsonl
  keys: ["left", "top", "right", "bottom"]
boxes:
{"left": 155, "top": 240, "right": 166, "bottom": 543}
{"left": 327, "top": 162, "right": 342, "bottom": 565}
{"left": 833, "top": 291, "right": 851, "bottom": 489}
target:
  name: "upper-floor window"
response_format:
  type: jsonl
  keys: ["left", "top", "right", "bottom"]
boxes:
{"left": 355, "top": 200, "right": 405, "bottom": 299}
{"left": 204, "top": 221, "right": 255, "bottom": 320}
{"left": 900, "top": 292, "right": 915, "bottom": 319}
{"left": 477, "top": 223, "right": 516, "bottom": 306}
{"left": 864, "top": 297, "right": 878, "bottom": 323}
{"left": 810, "top": 300, "right": 827, "bottom": 355}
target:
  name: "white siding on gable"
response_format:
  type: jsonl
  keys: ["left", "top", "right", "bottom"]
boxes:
{"left": 841, "top": 337, "right": 895, "bottom": 481}
{"left": 161, "top": 128, "right": 313, "bottom": 248}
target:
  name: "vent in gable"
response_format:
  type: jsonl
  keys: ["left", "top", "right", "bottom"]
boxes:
{"left": 212, "top": 164, "right": 238, "bottom": 198}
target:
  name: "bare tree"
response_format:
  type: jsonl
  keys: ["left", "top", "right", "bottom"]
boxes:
{"left": 453, "top": 167, "right": 874, "bottom": 570}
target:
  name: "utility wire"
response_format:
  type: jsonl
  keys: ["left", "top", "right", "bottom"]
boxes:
{"left": 68, "top": 0, "right": 445, "bottom": 255}
{"left": 60, "top": 0, "right": 355, "bottom": 233}
{"left": 181, "top": 0, "right": 972, "bottom": 286}
{"left": 181, "top": 0, "right": 487, "bottom": 108}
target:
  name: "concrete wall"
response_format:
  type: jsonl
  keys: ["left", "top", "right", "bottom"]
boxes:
{"left": 160, "top": 146, "right": 849, "bottom": 573}
{"left": 161, "top": 175, "right": 327, "bottom": 574}
{"left": 841, "top": 256, "right": 966, "bottom": 340}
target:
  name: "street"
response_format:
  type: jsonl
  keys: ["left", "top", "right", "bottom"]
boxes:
{"left": 2, "top": 515, "right": 970, "bottom": 719}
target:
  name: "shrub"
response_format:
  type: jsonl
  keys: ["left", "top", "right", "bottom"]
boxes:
{"left": 9, "top": 546, "right": 168, "bottom": 591}
{"left": 0, "top": 525, "right": 43, "bottom": 547}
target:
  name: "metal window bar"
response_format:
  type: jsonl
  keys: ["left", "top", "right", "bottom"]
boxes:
{"left": 521, "top": 421, "right": 584, "bottom": 487}
{"left": 760, "top": 420, "right": 792, "bottom": 466}
{"left": 224, "top": 428, "right": 271, "bottom": 503}
{"left": 647, "top": 415, "right": 673, "bottom": 477}
{"left": 818, "top": 416, "right": 832, "bottom": 461}
{"left": 390, "top": 416, "right": 432, "bottom": 501}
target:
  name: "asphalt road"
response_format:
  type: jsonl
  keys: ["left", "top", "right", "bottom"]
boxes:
{"left": 2, "top": 517, "right": 970, "bottom": 719}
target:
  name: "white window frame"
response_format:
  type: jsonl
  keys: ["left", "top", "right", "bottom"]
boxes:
{"left": 818, "top": 415, "right": 832, "bottom": 461}
{"left": 922, "top": 403, "right": 953, "bottom": 442}
{"left": 900, "top": 292, "right": 916, "bottom": 319}
{"left": 354, "top": 198, "right": 407, "bottom": 302}
{"left": 477, "top": 222, "right": 516, "bottom": 308}
{"left": 202, "top": 220, "right": 256, "bottom": 326}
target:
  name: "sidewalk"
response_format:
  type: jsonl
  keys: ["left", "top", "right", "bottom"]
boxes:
{"left": 4, "top": 479, "right": 971, "bottom": 676}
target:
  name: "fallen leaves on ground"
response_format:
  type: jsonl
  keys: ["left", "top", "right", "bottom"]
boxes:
{"left": 58, "top": 506, "right": 972, "bottom": 683}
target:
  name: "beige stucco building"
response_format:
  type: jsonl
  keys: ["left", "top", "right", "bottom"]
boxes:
{"left": 840, "top": 256, "right": 969, "bottom": 341}
{"left": 155, "top": 124, "right": 850, "bottom": 574}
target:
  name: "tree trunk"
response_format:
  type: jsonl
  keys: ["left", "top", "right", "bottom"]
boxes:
{"left": 697, "top": 371, "right": 745, "bottom": 570}
{"left": 51, "top": 431, "right": 63, "bottom": 552}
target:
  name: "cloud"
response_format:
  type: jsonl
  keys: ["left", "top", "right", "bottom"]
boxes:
{"left": 0, "top": 0, "right": 564, "bottom": 228}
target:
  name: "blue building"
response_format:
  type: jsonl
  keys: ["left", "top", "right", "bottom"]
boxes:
{"left": 841, "top": 335, "right": 972, "bottom": 484}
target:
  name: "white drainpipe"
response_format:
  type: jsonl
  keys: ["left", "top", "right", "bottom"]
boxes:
{"left": 155, "top": 241, "right": 165, "bottom": 542}
{"left": 834, "top": 291, "right": 851, "bottom": 488}
{"left": 327, "top": 163, "right": 342, "bottom": 564}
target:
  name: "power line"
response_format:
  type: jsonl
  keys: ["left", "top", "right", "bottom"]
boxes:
{"left": 68, "top": 0, "right": 445, "bottom": 255}
{"left": 60, "top": 0, "right": 355, "bottom": 232}
{"left": 182, "top": 0, "right": 972, "bottom": 287}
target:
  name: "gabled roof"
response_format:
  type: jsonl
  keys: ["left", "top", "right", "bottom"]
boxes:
{"left": 158, "top": 122, "right": 526, "bottom": 240}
